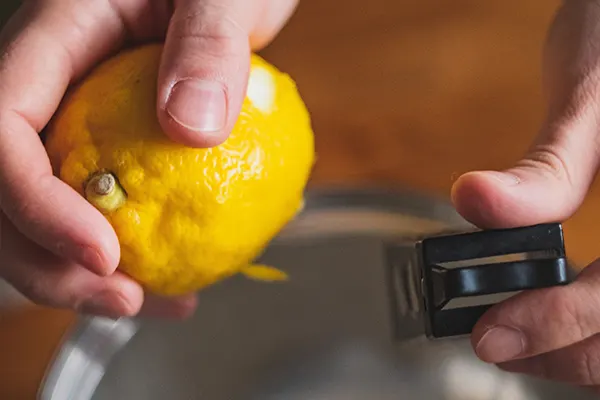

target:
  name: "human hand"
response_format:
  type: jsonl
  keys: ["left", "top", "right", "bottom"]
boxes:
{"left": 452, "top": 0, "right": 600, "bottom": 392}
{"left": 0, "top": 0, "right": 297, "bottom": 319}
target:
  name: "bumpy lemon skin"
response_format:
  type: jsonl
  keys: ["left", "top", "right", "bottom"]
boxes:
{"left": 44, "top": 43, "right": 315, "bottom": 296}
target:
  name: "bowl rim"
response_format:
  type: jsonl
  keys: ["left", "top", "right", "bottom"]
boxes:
{"left": 37, "top": 186, "right": 469, "bottom": 400}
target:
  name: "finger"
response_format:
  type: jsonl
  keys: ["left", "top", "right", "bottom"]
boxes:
{"left": 0, "top": 213, "right": 143, "bottom": 317}
{"left": 471, "top": 258, "right": 600, "bottom": 364}
{"left": 1, "top": 212, "right": 199, "bottom": 319}
{"left": 498, "top": 333, "right": 600, "bottom": 387}
{"left": 451, "top": 1, "right": 600, "bottom": 228}
{"left": 139, "top": 292, "right": 198, "bottom": 319}
{"left": 0, "top": 0, "right": 140, "bottom": 275}
{"left": 156, "top": 0, "right": 297, "bottom": 147}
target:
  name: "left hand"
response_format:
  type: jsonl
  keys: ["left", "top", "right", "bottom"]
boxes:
{"left": 452, "top": 0, "right": 600, "bottom": 392}
{"left": 0, "top": 0, "right": 297, "bottom": 319}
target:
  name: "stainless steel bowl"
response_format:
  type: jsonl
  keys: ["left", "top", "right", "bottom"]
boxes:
{"left": 38, "top": 188, "right": 596, "bottom": 400}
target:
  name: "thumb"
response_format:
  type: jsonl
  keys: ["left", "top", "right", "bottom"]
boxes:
{"left": 451, "top": 121, "right": 599, "bottom": 229}
{"left": 156, "top": 0, "right": 255, "bottom": 148}
{"left": 452, "top": 1, "right": 600, "bottom": 228}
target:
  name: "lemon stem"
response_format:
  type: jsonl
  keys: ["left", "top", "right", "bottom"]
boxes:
{"left": 84, "top": 171, "right": 126, "bottom": 213}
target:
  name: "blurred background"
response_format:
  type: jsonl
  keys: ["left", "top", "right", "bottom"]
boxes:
{"left": 2, "top": 0, "right": 597, "bottom": 398}
{"left": 258, "top": 0, "right": 597, "bottom": 264}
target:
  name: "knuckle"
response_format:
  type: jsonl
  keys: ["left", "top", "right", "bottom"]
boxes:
{"left": 541, "top": 288, "right": 590, "bottom": 340}
{"left": 1, "top": 175, "right": 56, "bottom": 236}
{"left": 517, "top": 144, "right": 573, "bottom": 187}
{"left": 0, "top": 176, "right": 37, "bottom": 221}
{"left": 172, "top": 8, "right": 247, "bottom": 58}
{"left": 7, "top": 196, "right": 38, "bottom": 224}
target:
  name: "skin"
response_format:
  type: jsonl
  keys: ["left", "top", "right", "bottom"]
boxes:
{"left": 0, "top": 0, "right": 600, "bottom": 390}
{"left": 0, "top": 0, "right": 299, "bottom": 319}
{"left": 453, "top": 0, "right": 600, "bottom": 392}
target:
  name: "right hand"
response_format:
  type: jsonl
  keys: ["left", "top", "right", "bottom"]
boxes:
{"left": 452, "top": 0, "right": 600, "bottom": 390}
{"left": 0, "top": 0, "right": 298, "bottom": 318}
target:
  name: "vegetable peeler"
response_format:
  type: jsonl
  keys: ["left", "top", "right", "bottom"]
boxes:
{"left": 385, "top": 223, "right": 572, "bottom": 340}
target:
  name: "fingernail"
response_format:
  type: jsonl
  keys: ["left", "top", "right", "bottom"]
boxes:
{"left": 485, "top": 171, "right": 520, "bottom": 186}
{"left": 166, "top": 79, "right": 226, "bottom": 132}
{"left": 476, "top": 326, "right": 525, "bottom": 363}
{"left": 79, "top": 291, "right": 133, "bottom": 318}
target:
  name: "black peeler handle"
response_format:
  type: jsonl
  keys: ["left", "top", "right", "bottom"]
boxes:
{"left": 418, "top": 223, "right": 572, "bottom": 339}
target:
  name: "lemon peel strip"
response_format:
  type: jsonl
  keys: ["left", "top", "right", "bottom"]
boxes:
{"left": 241, "top": 264, "right": 289, "bottom": 282}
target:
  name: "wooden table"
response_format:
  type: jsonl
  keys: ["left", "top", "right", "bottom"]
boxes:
{"left": 5, "top": 0, "right": 599, "bottom": 398}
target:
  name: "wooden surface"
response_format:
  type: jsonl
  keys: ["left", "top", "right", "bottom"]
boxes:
{"left": 4, "top": 0, "right": 600, "bottom": 398}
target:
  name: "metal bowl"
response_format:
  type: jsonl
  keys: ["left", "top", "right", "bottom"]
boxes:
{"left": 38, "top": 188, "right": 596, "bottom": 400}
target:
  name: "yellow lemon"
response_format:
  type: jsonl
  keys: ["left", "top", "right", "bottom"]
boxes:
{"left": 44, "top": 43, "right": 315, "bottom": 296}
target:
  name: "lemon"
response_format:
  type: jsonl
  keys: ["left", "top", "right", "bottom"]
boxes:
{"left": 44, "top": 43, "right": 315, "bottom": 296}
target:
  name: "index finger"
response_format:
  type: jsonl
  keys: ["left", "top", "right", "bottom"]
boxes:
{"left": 0, "top": 1, "right": 132, "bottom": 274}
{"left": 471, "top": 260, "right": 600, "bottom": 364}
